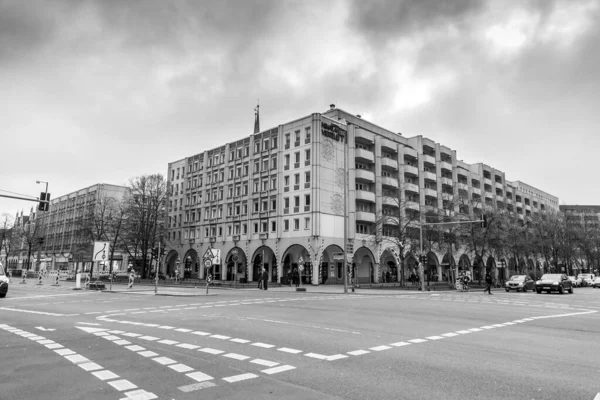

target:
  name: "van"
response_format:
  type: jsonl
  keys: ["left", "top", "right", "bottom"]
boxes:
{"left": 577, "top": 273, "right": 595, "bottom": 286}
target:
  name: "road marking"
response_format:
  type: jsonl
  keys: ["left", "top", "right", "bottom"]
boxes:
{"left": 186, "top": 371, "right": 214, "bottom": 383}
{"left": 139, "top": 336, "right": 159, "bottom": 341}
{"left": 425, "top": 336, "right": 445, "bottom": 341}
{"left": 468, "top": 328, "right": 482, "bottom": 332}
{"left": 370, "top": 345, "right": 392, "bottom": 351}
{"left": 211, "top": 334, "right": 231, "bottom": 340}
{"left": 250, "top": 359, "right": 279, "bottom": 367}
{"left": 65, "top": 354, "right": 90, "bottom": 364}
{"left": 456, "top": 330, "right": 472, "bottom": 334}
{"left": 45, "top": 343, "right": 63, "bottom": 349}
{"left": 152, "top": 357, "right": 177, "bottom": 365}
{"left": 114, "top": 340, "right": 132, "bottom": 346}
{"left": 230, "top": 338, "right": 250, "bottom": 344}
{"left": 304, "top": 353, "right": 328, "bottom": 360}
{"left": 138, "top": 351, "right": 159, "bottom": 358}
{"left": 102, "top": 335, "right": 121, "bottom": 340}
{"left": 0, "top": 307, "right": 63, "bottom": 316}
{"left": 223, "top": 373, "right": 258, "bottom": 383}
{"left": 120, "top": 389, "right": 158, "bottom": 400}
{"left": 390, "top": 342, "right": 411, "bottom": 347}
{"left": 594, "top": 392, "right": 600, "bottom": 400}
{"left": 79, "top": 362, "right": 103, "bottom": 371}
{"left": 198, "top": 348, "right": 224, "bottom": 355}
{"left": 125, "top": 345, "right": 145, "bottom": 352}
{"left": 251, "top": 342, "right": 275, "bottom": 348}
{"left": 261, "top": 365, "right": 296, "bottom": 375}
{"left": 441, "top": 333, "right": 459, "bottom": 337}
{"left": 108, "top": 379, "right": 137, "bottom": 391}
{"left": 348, "top": 350, "right": 370, "bottom": 356}
{"left": 157, "top": 339, "right": 178, "bottom": 345}
{"left": 278, "top": 347, "right": 302, "bottom": 354}
{"left": 158, "top": 326, "right": 175, "bottom": 329}
{"left": 92, "top": 370, "right": 119, "bottom": 381}
{"left": 169, "top": 363, "right": 194, "bottom": 373}
{"left": 77, "top": 321, "right": 101, "bottom": 325}
{"left": 55, "top": 349, "right": 76, "bottom": 356}
{"left": 326, "top": 354, "right": 349, "bottom": 361}
{"left": 192, "top": 331, "right": 211, "bottom": 336}
{"left": 223, "top": 353, "right": 250, "bottom": 361}
{"left": 35, "top": 326, "right": 55, "bottom": 331}
{"left": 408, "top": 339, "right": 428, "bottom": 344}
{"left": 175, "top": 328, "right": 193, "bottom": 332}
{"left": 176, "top": 343, "right": 200, "bottom": 350}
{"left": 178, "top": 381, "right": 217, "bottom": 392}
{"left": 122, "top": 333, "right": 142, "bottom": 338}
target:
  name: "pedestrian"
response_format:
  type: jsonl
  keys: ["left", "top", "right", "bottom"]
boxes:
{"left": 287, "top": 270, "right": 292, "bottom": 287}
{"left": 293, "top": 268, "right": 300, "bottom": 287}
{"left": 386, "top": 271, "right": 391, "bottom": 283}
{"left": 484, "top": 273, "right": 493, "bottom": 294}
{"left": 257, "top": 272, "right": 263, "bottom": 289}
{"left": 262, "top": 268, "right": 268, "bottom": 290}
{"left": 382, "top": 271, "right": 386, "bottom": 283}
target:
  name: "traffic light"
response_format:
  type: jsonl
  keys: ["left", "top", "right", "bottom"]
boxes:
{"left": 482, "top": 215, "right": 488, "bottom": 228}
{"left": 420, "top": 255, "right": 427, "bottom": 264}
{"left": 151, "top": 247, "right": 158, "bottom": 259}
{"left": 160, "top": 247, "right": 166, "bottom": 257}
{"left": 38, "top": 192, "right": 51, "bottom": 211}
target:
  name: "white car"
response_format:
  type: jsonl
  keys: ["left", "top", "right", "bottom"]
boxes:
{"left": 568, "top": 276, "right": 579, "bottom": 287}
{"left": 578, "top": 273, "right": 595, "bottom": 287}
{"left": 592, "top": 277, "right": 600, "bottom": 289}
{"left": 0, "top": 264, "right": 9, "bottom": 298}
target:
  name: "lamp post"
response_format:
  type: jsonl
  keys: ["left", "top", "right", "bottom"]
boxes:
{"left": 35, "top": 180, "right": 49, "bottom": 273}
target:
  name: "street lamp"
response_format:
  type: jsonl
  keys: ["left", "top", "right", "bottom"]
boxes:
{"left": 36, "top": 180, "right": 48, "bottom": 195}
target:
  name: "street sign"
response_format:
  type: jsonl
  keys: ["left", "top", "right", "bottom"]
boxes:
{"left": 203, "top": 259, "right": 212, "bottom": 268}
{"left": 92, "top": 241, "right": 109, "bottom": 262}
{"left": 203, "top": 248, "right": 214, "bottom": 260}
{"left": 346, "top": 243, "right": 353, "bottom": 253}
{"left": 298, "top": 256, "right": 304, "bottom": 265}
{"left": 332, "top": 252, "right": 344, "bottom": 261}
{"left": 299, "top": 265, "right": 304, "bottom": 272}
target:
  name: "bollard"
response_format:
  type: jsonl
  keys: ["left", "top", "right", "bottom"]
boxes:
{"left": 36, "top": 272, "right": 43, "bottom": 286}
{"left": 52, "top": 273, "right": 60, "bottom": 287}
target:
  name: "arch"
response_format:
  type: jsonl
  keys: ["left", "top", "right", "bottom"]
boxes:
{"left": 426, "top": 251, "right": 440, "bottom": 282}
{"left": 165, "top": 250, "right": 179, "bottom": 277}
{"left": 182, "top": 249, "right": 199, "bottom": 281}
{"left": 251, "top": 246, "right": 277, "bottom": 283}
{"left": 354, "top": 246, "right": 375, "bottom": 284}
{"left": 281, "top": 244, "right": 310, "bottom": 284}
{"left": 320, "top": 245, "right": 344, "bottom": 285}
{"left": 380, "top": 249, "right": 398, "bottom": 283}
{"left": 224, "top": 247, "right": 247, "bottom": 282}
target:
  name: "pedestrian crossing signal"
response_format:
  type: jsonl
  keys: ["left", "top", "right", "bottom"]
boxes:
{"left": 38, "top": 192, "right": 50, "bottom": 211}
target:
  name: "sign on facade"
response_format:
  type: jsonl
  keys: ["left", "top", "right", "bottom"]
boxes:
{"left": 333, "top": 253, "right": 344, "bottom": 261}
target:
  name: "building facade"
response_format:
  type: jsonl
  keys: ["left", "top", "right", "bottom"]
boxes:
{"left": 164, "top": 106, "right": 559, "bottom": 285}
{"left": 32, "top": 183, "right": 131, "bottom": 276}
{"left": 560, "top": 205, "right": 600, "bottom": 274}
{"left": 3, "top": 208, "right": 39, "bottom": 273}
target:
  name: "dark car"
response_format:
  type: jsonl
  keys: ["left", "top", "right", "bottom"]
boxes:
{"left": 535, "top": 273, "right": 573, "bottom": 294}
{"left": 0, "top": 264, "right": 9, "bottom": 298}
{"left": 505, "top": 275, "right": 535, "bottom": 292}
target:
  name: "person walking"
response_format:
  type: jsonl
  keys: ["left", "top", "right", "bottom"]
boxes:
{"left": 286, "top": 270, "right": 292, "bottom": 287}
{"left": 293, "top": 268, "right": 300, "bottom": 288}
{"left": 262, "top": 268, "right": 268, "bottom": 290}
{"left": 257, "top": 271, "right": 263, "bottom": 289}
{"left": 484, "top": 273, "right": 493, "bottom": 294}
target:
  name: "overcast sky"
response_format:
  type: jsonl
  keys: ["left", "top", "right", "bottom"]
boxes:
{"left": 1, "top": 0, "right": 599, "bottom": 219}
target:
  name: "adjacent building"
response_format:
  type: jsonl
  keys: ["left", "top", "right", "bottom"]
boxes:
{"left": 164, "top": 105, "right": 559, "bottom": 285}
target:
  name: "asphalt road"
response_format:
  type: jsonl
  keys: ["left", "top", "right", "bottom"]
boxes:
{"left": 1, "top": 281, "right": 599, "bottom": 400}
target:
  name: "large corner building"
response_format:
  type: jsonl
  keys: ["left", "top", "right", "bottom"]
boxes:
{"left": 164, "top": 106, "right": 559, "bottom": 285}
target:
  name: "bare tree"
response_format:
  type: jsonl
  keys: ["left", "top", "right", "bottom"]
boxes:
{"left": 120, "top": 174, "right": 168, "bottom": 278}
{"left": 0, "top": 214, "right": 15, "bottom": 269}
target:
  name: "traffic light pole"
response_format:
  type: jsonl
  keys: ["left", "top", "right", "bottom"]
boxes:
{"left": 155, "top": 242, "right": 160, "bottom": 294}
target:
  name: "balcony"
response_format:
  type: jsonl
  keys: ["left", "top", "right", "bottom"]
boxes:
{"left": 355, "top": 128, "right": 374, "bottom": 144}
{"left": 404, "top": 164, "right": 419, "bottom": 176}
{"left": 441, "top": 177, "right": 453, "bottom": 187}
{"left": 457, "top": 182, "right": 469, "bottom": 191}
{"left": 381, "top": 157, "right": 398, "bottom": 170}
{"left": 471, "top": 187, "right": 481, "bottom": 196}
{"left": 293, "top": 206, "right": 299, "bottom": 213}
{"left": 209, "top": 237, "right": 217, "bottom": 243}
{"left": 382, "top": 177, "right": 399, "bottom": 189}
{"left": 355, "top": 169, "right": 375, "bottom": 182}
{"left": 383, "top": 197, "right": 399, "bottom": 207}
{"left": 516, "top": 201, "right": 523, "bottom": 208}
{"left": 380, "top": 137, "right": 397, "bottom": 152}
{"left": 355, "top": 190, "right": 376, "bottom": 203}
{"left": 440, "top": 161, "right": 452, "bottom": 172}
{"left": 525, "top": 204, "right": 531, "bottom": 211}
{"left": 304, "top": 182, "right": 310, "bottom": 188}
{"left": 355, "top": 148, "right": 374, "bottom": 163}
{"left": 495, "top": 195, "right": 504, "bottom": 202}
{"left": 484, "top": 178, "right": 492, "bottom": 186}
{"left": 403, "top": 146, "right": 418, "bottom": 158}
{"left": 423, "top": 171, "right": 437, "bottom": 181}
{"left": 406, "top": 201, "right": 420, "bottom": 211}
{"left": 422, "top": 154, "right": 436, "bottom": 164}
{"left": 404, "top": 182, "right": 419, "bottom": 193}
{"left": 495, "top": 181, "right": 503, "bottom": 189}
{"left": 232, "top": 235, "right": 240, "bottom": 242}
{"left": 506, "top": 198, "right": 513, "bottom": 204}
{"left": 356, "top": 211, "right": 375, "bottom": 223}
{"left": 423, "top": 188, "right": 437, "bottom": 198}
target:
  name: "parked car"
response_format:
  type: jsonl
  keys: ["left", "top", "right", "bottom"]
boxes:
{"left": 592, "top": 277, "right": 600, "bottom": 289}
{"left": 505, "top": 275, "right": 535, "bottom": 292}
{"left": 0, "top": 263, "right": 9, "bottom": 298}
{"left": 578, "top": 273, "right": 595, "bottom": 287}
{"left": 535, "top": 273, "right": 573, "bottom": 294}
{"left": 568, "top": 276, "right": 580, "bottom": 287}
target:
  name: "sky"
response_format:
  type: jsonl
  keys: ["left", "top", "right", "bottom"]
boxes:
{"left": 1, "top": 0, "right": 599, "bottom": 219}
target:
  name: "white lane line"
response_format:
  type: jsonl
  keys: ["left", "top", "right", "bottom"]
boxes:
{"left": 250, "top": 359, "right": 279, "bottom": 367}
{"left": 441, "top": 333, "right": 459, "bottom": 337}
{"left": 251, "top": 342, "right": 275, "bottom": 348}
{"left": 131, "top": 311, "right": 147, "bottom": 314}
{"left": 192, "top": 331, "right": 211, "bottom": 336}
{"left": 223, "top": 353, "right": 250, "bottom": 361}
{"left": 108, "top": 330, "right": 126, "bottom": 334}
{"left": 210, "top": 334, "right": 231, "bottom": 340}
{"left": 79, "top": 362, "right": 103, "bottom": 372}
{"left": 65, "top": 354, "right": 90, "bottom": 364}
{"left": 468, "top": 328, "right": 482, "bottom": 332}
{"left": 278, "top": 347, "right": 302, "bottom": 354}
{"left": 107, "top": 379, "right": 137, "bottom": 391}
{"left": 158, "top": 326, "right": 176, "bottom": 330}
{"left": 594, "top": 392, "right": 600, "bottom": 400}
{"left": 326, "top": 354, "right": 349, "bottom": 361}
{"left": 456, "top": 330, "right": 472, "bottom": 334}
{"left": 92, "top": 370, "right": 119, "bottom": 381}
{"left": 408, "top": 339, "right": 428, "bottom": 344}
{"left": 178, "top": 381, "right": 217, "bottom": 392}
{"left": 125, "top": 345, "right": 145, "bottom": 352}
{"left": 157, "top": 339, "right": 178, "bottom": 345}
{"left": 198, "top": 348, "right": 224, "bottom": 355}
{"left": 55, "top": 349, "right": 76, "bottom": 356}
{"left": 169, "top": 364, "right": 194, "bottom": 373}
{"left": 138, "top": 351, "right": 159, "bottom": 358}
{"left": 348, "top": 350, "right": 370, "bottom": 356}
{"left": 261, "top": 365, "right": 296, "bottom": 375}
{"left": 139, "top": 336, "right": 159, "bottom": 341}
{"left": 122, "top": 333, "right": 142, "bottom": 338}
{"left": 0, "top": 307, "right": 64, "bottom": 316}
{"left": 152, "top": 357, "right": 177, "bottom": 365}
{"left": 230, "top": 338, "right": 250, "bottom": 344}
{"left": 390, "top": 342, "right": 411, "bottom": 347}
{"left": 222, "top": 373, "right": 258, "bottom": 383}
{"left": 45, "top": 343, "right": 63, "bottom": 349}
{"left": 425, "top": 336, "right": 444, "bottom": 341}
{"left": 176, "top": 343, "right": 200, "bottom": 350}
{"left": 304, "top": 353, "right": 328, "bottom": 360}
{"left": 370, "top": 345, "right": 392, "bottom": 351}
{"left": 186, "top": 371, "right": 214, "bottom": 383}
{"left": 102, "top": 335, "right": 120, "bottom": 340}
{"left": 175, "top": 328, "right": 193, "bottom": 333}
{"left": 480, "top": 326, "right": 495, "bottom": 329}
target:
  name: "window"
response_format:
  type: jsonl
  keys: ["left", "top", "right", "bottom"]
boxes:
{"left": 262, "top": 158, "right": 268, "bottom": 171}
{"left": 294, "top": 174, "right": 300, "bottom": 185}
{"left": 284, "top": 176, "right": 290, "bottom": 187}
{"left": 295, "top": 130, "right": 300, "bottom": 144}
{"left": 305, "top": 128, "right": 311, "bottom": 143}
{"left": 263, "top": 138, "right": 269, "bottom": 151}
{"left": 294, "top": 152, "right": 300, "bottom": 163}
{"left": 293, "top": 218, "right": 300, "bottom": 230}
{"left": 271, "top": 199, "right": 277, "bottom": 210}
{"left": 284, "top": 154, "right": 290, "bottom": 169}
{"left": 243, "top": 165, "right": 248, "bottom": 176}
{"left": 261, "top": 200, "right": 267, "bottom": 211}
{"left": 254, "top": 160, "right": 259, "bottom": 173}
{"left": 242, "top": 204, "right": 248, "bottom": 214}
{"left": 230, "top": 150, "right": 235, "bottom": 161}
{"left": 356, "top": 183, "right": 369, "bottom": 191}
{"left": 253, "top": 201, "right": 259, "bottom": 212}
{"left": 253, "top": 181, "right": 259, "bottom": 193}
{"left": 261, "top": 180, "right": 268, "bottom": 191}
{"left": 271, "top": 155, "right": 277, "bottom": 169}
{"left": 284, "top": 219, "right": 289, "bottom": 231}
{"left": 237, "top": 148, "right": 242, "bottom": 159}
{"left": 271, "top": 177, "right": 277, "bottom": 190}
{"left": 227, "top": 187, "right": 232, "bottom": 198}
{"left": 356, "top": 223, "right": 368, "bottom": 234}
{"left": 285, "top": 133, "right": 290, "bottom": 147}
{"left": 243, "top": 184, "right": 248, "bottom": 195}
{"left": 294, "top": 196, "right": 300, "bottom": 207}
{"left": 261, "top": 222, "right": 267, "bottom": 232}
{"left": 284, "top": 197, "right": 289, "bottom": 208}
{"left": 243, "top": 223, "right": 247, "bottom": 234}
{"left": 305, "top": 171, "right": 311, "bottom": 187}
{"left": 305, "top": 149, "right": 310, "bottom": 163}
{"left": 305, "top": 194, "right": 310, "bottom": 210}
{"left": 271, "top": 221, "right": 276, "bottom": 232}
{"left": 228, "top": 168, "right": 233, "bottom": 180}
{"left": 254, "top": 141, "right": 260, "bottom": 154}
{"left": 253, "top": 223, "right": 259, "bottom": 233}
{"left": 227, "top": 225, "right": 232, "bottom": 235}
{"left": 304, "top": 217, "right": 310, "bottom": 229}
{"left": 272, "top": 137, "right": 277, "bottom": 148}
{"left": 244, "top": 147, "right": 249, "bottom": 157}
{"left": 218, "top": 227, "right": 222, "bottom": 236}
